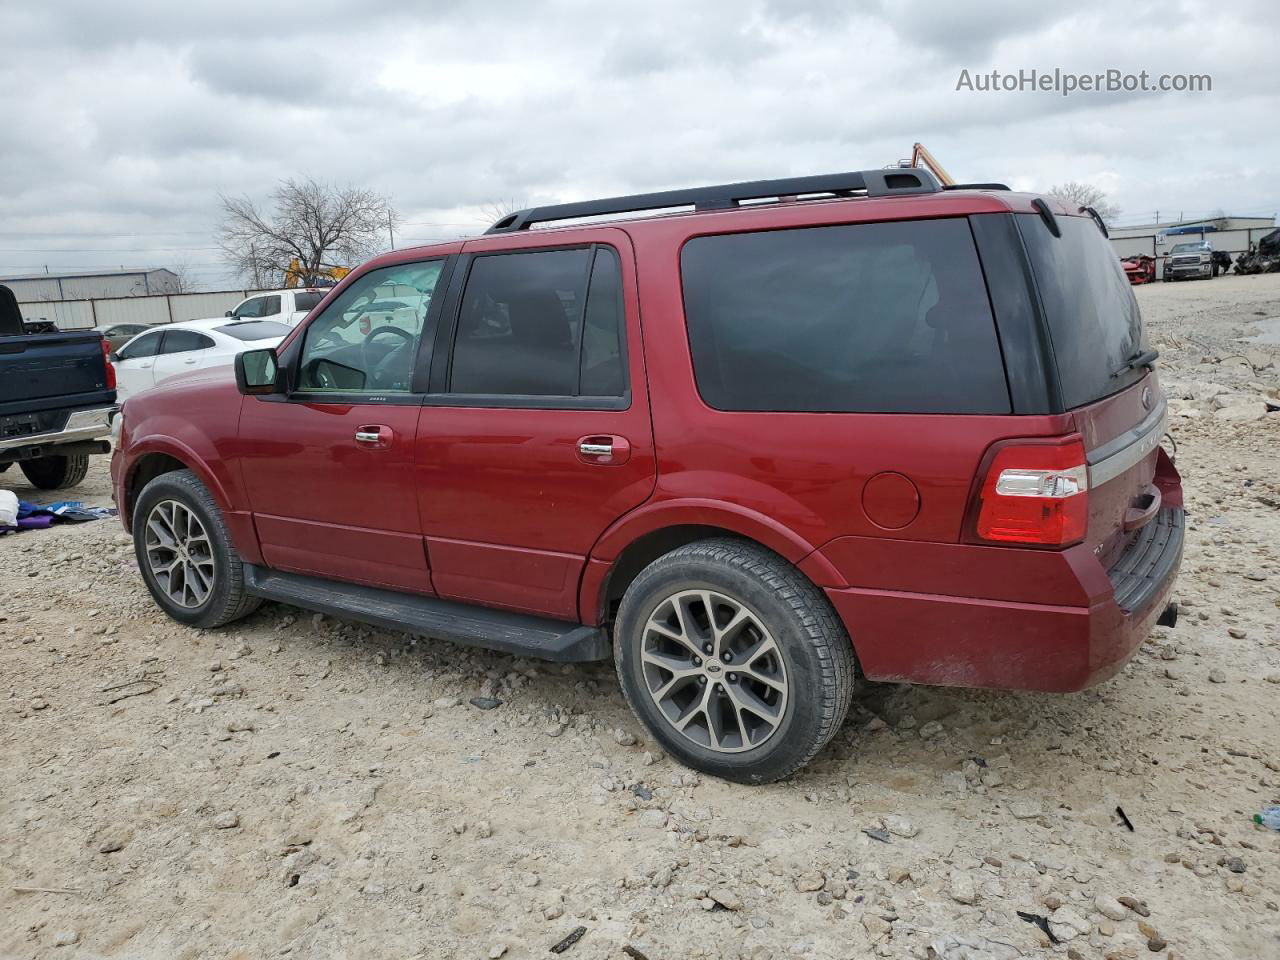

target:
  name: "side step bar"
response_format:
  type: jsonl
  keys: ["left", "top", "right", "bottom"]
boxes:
{"left": 242, "top": 564, "right": 610, "bottom": 663}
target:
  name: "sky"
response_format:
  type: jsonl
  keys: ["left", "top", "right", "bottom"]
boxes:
{"left": 1, "top": 0, "right": 1276, "bottom": 291}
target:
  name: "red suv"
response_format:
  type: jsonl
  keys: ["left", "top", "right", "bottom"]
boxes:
{"left": 112, "top": 169, "right": 1183, "bottom": 783}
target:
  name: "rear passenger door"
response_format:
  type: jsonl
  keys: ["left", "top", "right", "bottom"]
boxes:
{"left": 151, "top": 329, "right": 216, "bottom": 384}
{"left": 415, "top": 229, "right": 655, "bottom": 620}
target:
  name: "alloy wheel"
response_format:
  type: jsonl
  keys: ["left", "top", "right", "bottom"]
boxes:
{"left": 640, "top": 589, "right": 788, "bottom": 753}
{"left": 143, "top": 499, "right": 216, "bottom": 608}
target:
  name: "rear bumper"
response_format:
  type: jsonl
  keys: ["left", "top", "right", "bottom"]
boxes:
{"left": 0, "top": 406, "right": 115, "bottom": 455}
{"left": 819, "top": 507, "right": 1184, "bottom": 693}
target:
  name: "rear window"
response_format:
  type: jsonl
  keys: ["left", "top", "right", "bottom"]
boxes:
{"left": 680, "top": 218, "right": 1009, "bottom": 413}
{"left": 1018, "top": 214, "right": 1145, "bottom": 408}
{"left": 293, "top": 292, "right": 324, "bottom": 311}
{"left": 216, "top": 320, "right": 292, "bottom": 341}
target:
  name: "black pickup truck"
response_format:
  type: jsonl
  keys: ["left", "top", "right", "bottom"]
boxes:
{"left": 0, "top": 284, "right": 116, "bottom": 490}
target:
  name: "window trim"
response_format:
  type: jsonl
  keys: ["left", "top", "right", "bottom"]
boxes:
{"left": 158, "top": 330, "right": 216, "bottom": 355}
{"left": 278, "top": 255, "right": 453, "bottom": 406}
{"left": 426, "top": 243, "right": 632, "bottom": 411}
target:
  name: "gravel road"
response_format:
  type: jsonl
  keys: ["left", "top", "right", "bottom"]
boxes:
{"left": 3, "top": 274, "right": 1279, "bottom": 960}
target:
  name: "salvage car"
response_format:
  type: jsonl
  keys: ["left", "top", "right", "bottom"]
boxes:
{"left": 1163, "top": 240, "right": 1216, "bottom": 281}
{"left": 1, "top": 284, "right": 115, "bottom": 490}
{"left": 112, "top": 169, "right": 1183, "bottom": 783}
{"left": 112, "top": 317, "right": 291, "bottom": 400}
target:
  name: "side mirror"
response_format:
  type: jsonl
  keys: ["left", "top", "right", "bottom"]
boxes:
{"left": 225, "top": 310, "right": 235, "bottom": 318}
{"left": 235, "top": 348, "right": 280, "bottom": 396}
{"left": 108, "top": 352, "right": 119, "bottom": 363}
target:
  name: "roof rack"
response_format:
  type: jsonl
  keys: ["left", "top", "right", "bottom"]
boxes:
{"left": 943, "top": 182, "right": 1011, "bottom": 191}
{"left": 485, "top": 169, "right": 942, "bottom": 234}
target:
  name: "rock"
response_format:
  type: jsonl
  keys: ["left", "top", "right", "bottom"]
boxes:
{"left": 918, "top": 720, "right": 944, "bottom": 738}
{"left": 1228, "top": 628, "right": 1247, "bottom": 639}
{"left": 226, "top": 718, "right": 256, "bottom": 732}
{"left": 929, "top": 935, "right": 1021, "bottom": 960}
{"left": 544, "top": 723, "right": 567, "bottom": 738}
{"left": 1209, "top": 669, "right": 1227, "bottom": 683}
{"left": 489, "top": 944, "right": 508, "bottom": 958}
{"left": 1227, "top": 856, "right": 1246, "bottom": 873}
{"left": 815, "top": 890, "right": 833, "bottom": 905}
{"left": 54, "top": 931, "right": 80, "bottom": 947}
{"left": 472, "top": 820, "right": 492, "bottom": 838}
{"left": 97, "top": 829, "right": 129, "bottom": 854}
{"left": 1048, "top": 906, "right": 1090, "bottom": 942}
{"left": 796, "top": 871, "right": 825, "bottom": 893}
{"left": 1095, "top": 894, "right": 1128, "bottom": 921}
{"left": 1214, "top": 401, "right": 1268, "bottom": 421}
{"left": 949, "top": 871, "right": 976, "bottom": 905}
{"left": 1008, "top": 799, "right": 1043, "bottom": 820}
{"left": 885, "top": 815, "right": 918, "bottom": 838}
{"left": 887, "top": 865, "right": 911, "bottom": 884}
{"left": 1147, "top": 936, "right": 1168, "bottom": 952}
{"left": 1118, "top": 896, "right": 1151, "bottom": 917}
{"left": 212, "top": 811, "right": 239, "bottom": 829}
{"left": 468, "top": 697, "right": 502, "bottom": 710}
{"left": 639, "top": 809, "right": 667, "bottom": 829}
{"left": 709, "top": 887, "right": 742, "bottom": 911}
{"left": 862, "top": 914, "right": 891, "bottom": 937}
{"left": 613, "top": 729, "right": 637, "bottom": 746}
{"left": 433, "top": 696, "right": 461, "bottom": 708}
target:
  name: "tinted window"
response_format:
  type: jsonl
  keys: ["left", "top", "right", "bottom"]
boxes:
{"left": 298, "top": 260, "right": 442, "bottom": 394}
{"left": 233, "top": 297, "right": 268, "bottom": 318}
{"left": 217, "top": 320, "right": 292, "bottom": 341}
{"left": 579, "top": 248, "right": 625, "bottom": 397}
{"left": 1018, "top": 214, "right": 1145, "bottom": 408}
{"left": 450, "top": 248, "right": 595, "bottom": 397}
{"left": 260, "top": 295, "right": 282, "bottom": 315}
{"left": 160, "top": 330, "right": 215, "bottom": 354}
{"left": 293, "top": 292, "right": 324, "bottom": 311}
{"left": 118, "top": 330, "right": 163, "bottom": 360}
{"left": 681, "top": 219, "right": 1009, "bottom": 413}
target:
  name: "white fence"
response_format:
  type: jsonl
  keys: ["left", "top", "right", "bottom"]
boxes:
{"left": 1110, "top": 226, "right": 1278, "bottom": 270}
{"left": 17, "top": 289, "right": 280, "bottom": 330}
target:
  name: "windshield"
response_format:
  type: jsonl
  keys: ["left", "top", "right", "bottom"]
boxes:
{"left": 1019, "top": 213, "right": 1146, "bottom": 409}
{"left": 1170, "top": 242, "right": 1208, "bottom": 254}
{"left": 216, "top": 320, "right": 292, "bottom": 341}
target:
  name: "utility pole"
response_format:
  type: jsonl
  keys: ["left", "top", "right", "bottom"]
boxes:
{"left": 388, "top": 212, "right": 396, "bottom": 250}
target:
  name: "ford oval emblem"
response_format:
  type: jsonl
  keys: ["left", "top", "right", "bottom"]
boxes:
{"left": 1141, "top": 386, "right": 1153, "bottom": 411}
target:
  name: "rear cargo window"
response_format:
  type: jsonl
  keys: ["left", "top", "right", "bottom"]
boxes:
{"left": 680, "top": 219, "right": 1010, "bottom": 414}
{"left": 1018, "top": 213, "right": 1146, "bottom": 408}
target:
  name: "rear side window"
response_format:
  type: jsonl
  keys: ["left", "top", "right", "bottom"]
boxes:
{"left": 1018, "top": 214, "right": 1145, "bottom": 409}
{"left": 450, "top": 246, "right": 626, "bottom": 398}
{"left": 160, "top": 330, "right": 215, "bottom": 353}
{"left": 293, "top": 292, "right": 324, "bottom": 311}
{"left": 680, "top": 219, "right": 1009, "bottom": 413}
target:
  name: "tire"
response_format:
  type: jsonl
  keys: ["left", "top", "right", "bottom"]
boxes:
{"left": 614, "top": 538, "right": 855, "bottom": 784}
{"left": 132, "top": 469, "right": 261, "bottom": 629}
{"left": 19, "top": 454, "right": 90, "bottom": 490}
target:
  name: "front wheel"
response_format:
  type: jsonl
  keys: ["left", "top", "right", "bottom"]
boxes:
{"left": 132, "top": 470, "right": 261, "bottom": 629}
{"left": 614, "top": 539, "right": 855, "bottom": 783}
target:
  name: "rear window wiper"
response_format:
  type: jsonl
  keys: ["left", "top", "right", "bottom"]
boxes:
{"left": 1112, "top": 348, "right": 1159, "bottom": 377}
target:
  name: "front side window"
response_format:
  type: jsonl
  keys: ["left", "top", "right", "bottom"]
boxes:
{"left": 118, "top": 330, "right": 163, "bottom": 360}
{"left": 449, "top": 246, "right": 626, "bottom": 399}
{"left": 297, "top": 260, "right": 442, "bottom": 394}
{"left": 680, "top": 219, "right": 1009, "bottom": 414}
{"left": 234, "top": 297, "right": 267, "bottom": 318}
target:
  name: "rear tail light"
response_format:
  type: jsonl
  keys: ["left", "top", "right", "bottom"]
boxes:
{"left": 972, "top": 437, "right": 1089, "bottom": 546}
{"left": 101, "top": 337, "right": 116, "bottom": 391}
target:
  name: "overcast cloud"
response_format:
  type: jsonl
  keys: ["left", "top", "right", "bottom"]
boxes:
{"left": 1, "top": 0, "right": 1276, "bottom": 289}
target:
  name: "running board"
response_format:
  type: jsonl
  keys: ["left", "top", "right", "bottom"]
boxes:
{"left": 242, "top": 565, "right": 610, "bottom": 662}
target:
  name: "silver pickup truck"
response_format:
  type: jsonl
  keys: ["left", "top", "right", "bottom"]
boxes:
{"left": 1162, "top": 240, "right": 1216, "bottom": 281}
{"left": 0, "top": 284, "right": 116, "bottom": 490}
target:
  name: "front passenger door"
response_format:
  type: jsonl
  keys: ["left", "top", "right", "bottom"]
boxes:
{"left": 151, "top": 329, "right": 215, "bottom": 385}
{"left": 237, "top": 259, "right": 449, "bottom": 593}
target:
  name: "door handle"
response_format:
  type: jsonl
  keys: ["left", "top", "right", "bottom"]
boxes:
{"left": 183, "top": 358, "right": 198, "bottom": 365}
{"left": 355, "top": 425, "right": 393, "bottom": 448}
{"left": 577, "top": 435, "right": 631, "bottom": 465}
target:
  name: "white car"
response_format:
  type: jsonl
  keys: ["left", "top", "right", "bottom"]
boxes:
{"left": 112, "top": 317, "right": 292, "bottom": 401}
{"left": 222, "top": 288, "right": 327, "bottom": 327}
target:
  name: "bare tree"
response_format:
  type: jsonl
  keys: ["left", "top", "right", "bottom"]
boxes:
{"left": 219, "top": 178, "right": 399, "bottom": 287}
{"left": 168, "top": 260, "right": 199, "bottom": 294}
{"left": 1047, "top": 182, "right": 1121, "bottom": 224}
{"left": 480, "top": 197, "right": 528, "bottom": 228}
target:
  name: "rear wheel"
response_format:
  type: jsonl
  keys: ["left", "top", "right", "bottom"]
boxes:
{"left": 132, "top": 470, "right": 261, "bottom": 628}
{"left": 614, "top": 539, "right": 855, "bottom": 783}
{"left": 20, "top": 454, "right": 89, "bottom": 490}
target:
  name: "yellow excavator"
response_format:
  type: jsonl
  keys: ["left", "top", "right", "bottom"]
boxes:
{"left": 894, "top": 142, "right": 955, "bottom": 187}
{"left": 284, "top": 259, "right": 351, "bottom": 289}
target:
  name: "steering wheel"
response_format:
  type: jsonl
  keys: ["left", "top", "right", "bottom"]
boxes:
{"left": 361, "top": 326, "right": 414, "bottom": 380}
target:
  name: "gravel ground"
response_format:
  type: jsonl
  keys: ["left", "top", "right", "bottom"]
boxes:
{"left": 2, "top": 274, "right": 1279, "bottom": 960}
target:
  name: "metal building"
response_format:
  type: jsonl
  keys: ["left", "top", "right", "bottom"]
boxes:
{"left": 0, "top": 268, "right": 181, "bottom": 301}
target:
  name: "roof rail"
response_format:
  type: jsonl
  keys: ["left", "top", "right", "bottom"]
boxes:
{"left": 485, "top": 169, "right": 942, "bottom": 234}
{"left": 943, "top": 182, "right": 1011, "bottom": 191}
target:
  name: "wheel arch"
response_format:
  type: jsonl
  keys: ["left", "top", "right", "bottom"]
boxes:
{"left": 581, "top": 499, "right": 847, "bottom": 626}
{"left": 122, "top": 440, "right": 229, "bottom": 533}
